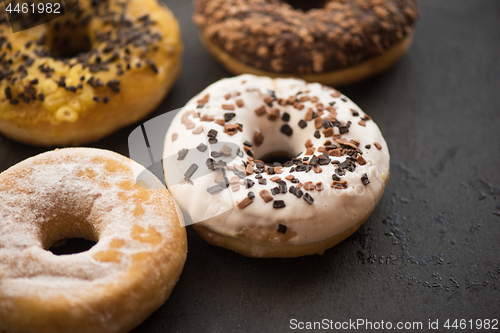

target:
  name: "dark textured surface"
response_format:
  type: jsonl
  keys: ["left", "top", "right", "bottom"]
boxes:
{"left": 1, "top": 0, "right": 500, "bottom": 332}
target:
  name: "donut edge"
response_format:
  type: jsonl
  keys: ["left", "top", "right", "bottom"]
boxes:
{"left": 191, "top": 174, "right": 389, "bottom": 258}
{"left": 0, "top": 61, "right": 181, "bottom": 147}
{"left": 199, "top": 32, "right": 414, "bottom": 87}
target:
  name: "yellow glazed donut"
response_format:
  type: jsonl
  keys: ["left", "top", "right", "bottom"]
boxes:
{"left": 194, "top": 0, "right": 419, "bottom": 86}
{"left": 0, "top": 148, "right": 187, "bottom": 333}
{"left": 0, "top": 0, "right": 182, "bottom": 146}
{"left": 163, "top": 75, "right": 390, "bottom": 258}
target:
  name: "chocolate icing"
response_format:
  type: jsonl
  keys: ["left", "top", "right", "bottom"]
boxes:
{"left": 194, "top": 0, "right": 419, "bottom": 74}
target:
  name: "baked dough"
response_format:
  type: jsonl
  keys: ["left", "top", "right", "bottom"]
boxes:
{"left": 163, "top": 75, "right": 390, "bottom": 257}
{"left": 0, "top": 0, "right": 182, "bottom": 146}
{"left": 0, "top": 148, "right": 187, "bottom": 333}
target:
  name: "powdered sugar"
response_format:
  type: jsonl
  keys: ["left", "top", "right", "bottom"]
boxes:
{"left": 0, "top": 148, "right": 182, "bottom": 300}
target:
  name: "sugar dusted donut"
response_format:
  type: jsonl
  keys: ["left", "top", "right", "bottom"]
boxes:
{"left": 0, "top": 148, "right": 187, "bottom": 333}
{"left": 0, "top": 0, "right": 182, "bottom": 146}
{"left": 194, "top": 0, "right": 418, "bottom": 86}
{"left": 163, "top": 74, "right": 389, "bottom": 258}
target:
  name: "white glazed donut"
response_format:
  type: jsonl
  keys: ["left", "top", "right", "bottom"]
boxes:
{"left": 0, "top": 148, "right": 187, "bottom": 333}
{"left": 163, "top": 74, "right": 389, "bottom": 258}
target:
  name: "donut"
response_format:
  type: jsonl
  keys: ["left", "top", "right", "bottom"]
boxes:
{"left": 0, "top": 148, "right": 187, "bottom": 333}
{"left": 163, "top": 74, "right": 389, "bottom": 258}
{"left": 0, "top": 0, "right": 182, "bottom": 146}
{"left": 194, "top": 0, "right": 419, "bottom": 86}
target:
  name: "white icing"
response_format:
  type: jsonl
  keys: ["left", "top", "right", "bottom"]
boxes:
{"left": 163, "top": 75, "right": 389, "bottom": 245}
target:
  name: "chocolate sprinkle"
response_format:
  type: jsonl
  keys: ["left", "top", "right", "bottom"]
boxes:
{"left": 303, "top": 193, "right": 314, "bottom": 205}
{"left": 254, "top": 131, "right": 264, "bottom": 146}
{"left": 220, "top": 176, "right": 230, "bottom": 188}
{"left": 332, "top": 180, "right": 348, "bottom": 189}
{"left": 280, "top": 124, "right": 293, "bottom": 136}
{"left": 298, "top": 120, "right": 307, "bottom": 129}
{"left": 361, "top": 173, "right": 370, "bottom": 185}
{"left": 207, "top": 184, "right": 223, "bottom": 194}
{"left": 289, "top": 186, "right": 303, "bottom": 198}
{"left": 237, "top": 197, "right": 253, "bottom": 209}
{"left": 318, "top": 156, "right": 331, "bottom": 165}
{"left": 277, "top": 180, "right": 287, "bottom": 193}
{"left": 339, "top": 125, "right": 349, "bottom": 134}
{"left": 277, "top": 224, "right": 287, "bottom": 234}
{"left": 271, "top": 187, "right": 280, "bottom": 195}
{"left": 208, "top": 129, "right": 218, "bottom": 138}
{"left": 197, "top": 143, "right": 207, "bottom": 152}
{"left": 281, "top": 112, "right": 290, "bottom": 122}
{"left": 220, "top": 145, "right": 232, "bottom": 156}
{"left": 254, "top": 105, "right": 267, "bottom": 116}
{"left": 323, "top": 119, "right": 334, "bottom": 129}
{"left": 184, "top": 164, "right": 198, "bottom": 179}
{"left": 244, "top": 179, "right": 255, "bottom": 189}
{"left": 273, "top": 200, "right": 286, "bottom": 209}
{"left": 211, "top": 151, "right": 222, "bottom": 158}
{"left": 314, "top": 131, "right": 321, "bottom": 139}
{"left": 177, "top": 148, "right": 188, "bottom": 160}
{"left": 260, "top": 189, "right": 273, "bottom": 203}
{"left": 224, "top": 112, "right": 236, "bottom": 122}
{"left": 4, "top": 87, "right": 12, "bottom": 99}
{"left": 206, "top": 158, "right": 216, "bottom": 170}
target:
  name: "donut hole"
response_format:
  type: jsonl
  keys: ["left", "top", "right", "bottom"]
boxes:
{"left": 49, "top": 238, "right": 97, "bottom": 256}
{"left": 252, "top": 137, "right": 301, "bottom": 166}
{"left": 40, "top": 208, "right": 99, "bottom": 256}
{"left": 46, "top": 16, "right": 93, "bottom": 58}
{"left": 259, "top": 151, "right": 296, "bottom": 167}
{"left": 282, "top": 0, "right": 328, "bottom": 12}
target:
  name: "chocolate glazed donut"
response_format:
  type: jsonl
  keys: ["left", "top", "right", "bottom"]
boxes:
{"left": 194, "top": 0, "right": 419, "bottom": 86}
